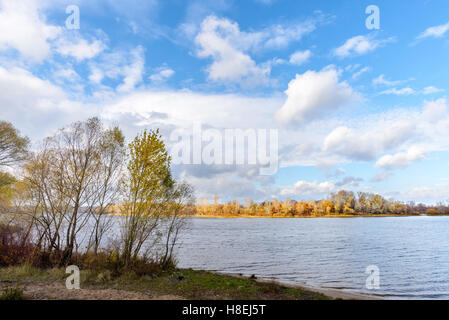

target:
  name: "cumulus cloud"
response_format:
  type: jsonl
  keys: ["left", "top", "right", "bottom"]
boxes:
{"left": 321, "top": 114, "right": 418, "bottom": 163}
{"left": 275, "top": 67, "right": 359, "bottom": 125}
{"left": 334, "top": 34, "right": 394, "bottom": 58}
{"left": 317, "top": 98, "right": 449, "bottom": 172}
{"left": 194, "top": 15, "right": 270, "bottom": 85}
{"left": 375, "top": 146, "right": 426, "bottom": 169}
{"left": 0, "top": 0, "right": 61, "bottom": 62}
{"left": 0, "top": 65, "right": 94, "bottom": 137}
{"left": 417, "top": 21, "right": 449, "bottom": 39}
{"left": 193, "top": 15, "right": 320, "bottom": 85}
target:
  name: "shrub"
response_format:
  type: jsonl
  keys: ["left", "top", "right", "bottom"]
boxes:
{"left": 0, "top": 286, "right": 23, "bottom": 300}
{"left": 0, "top": 223, "right": 34, "bottom": 267}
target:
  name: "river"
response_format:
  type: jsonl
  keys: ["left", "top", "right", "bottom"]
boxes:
{"left": 175, "top": 217, "right": 449, "bottom": 299}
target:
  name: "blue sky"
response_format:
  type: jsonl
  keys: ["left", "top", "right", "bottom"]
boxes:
{"left": 0, "top": 0, "right": 449, "bottom": 204}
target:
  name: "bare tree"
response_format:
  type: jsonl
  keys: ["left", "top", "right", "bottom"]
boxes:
{"left": 24, "top": 118, "right": 125, "bottom": 264}
{"left": 158, "top": 182, "right": 194, "bottom": 268}
{"left": 86, "top": 127, "right": 125, "bottom": 254}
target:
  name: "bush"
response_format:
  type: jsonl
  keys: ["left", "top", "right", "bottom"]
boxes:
{"left": 0, "top": 286, "right": 23, "bottom": 300}
{"left": 0, "top": 222, "right": 178, "bottom": 277}
{"left": 0, "top": 223, "right": 34, "bottom": 267}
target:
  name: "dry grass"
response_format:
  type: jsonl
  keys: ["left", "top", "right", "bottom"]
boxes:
{"left": 0, "top": 265, "right": 330, "bottom": 300}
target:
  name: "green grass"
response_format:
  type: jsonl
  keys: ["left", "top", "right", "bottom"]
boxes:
{"left": 0, "top": 265, "right": 330, "bottom": 300}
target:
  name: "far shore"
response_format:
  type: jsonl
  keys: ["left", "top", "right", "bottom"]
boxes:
{"left": 183, "top": 214, "right": 432, "bottom": 219}
{"left": 105, "top": 213, "right": 435, "bottom": 218}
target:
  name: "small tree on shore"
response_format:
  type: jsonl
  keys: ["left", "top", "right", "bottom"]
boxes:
{"left": 120, "top": 129, "right": 176, "bottom": 266}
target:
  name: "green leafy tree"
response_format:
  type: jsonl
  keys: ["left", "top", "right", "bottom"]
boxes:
{"left": 120, "top": 129, "right": 175, "bottom": 266}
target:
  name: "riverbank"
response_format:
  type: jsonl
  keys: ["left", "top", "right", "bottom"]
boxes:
{"left": 214, "top": 272, "right": 380, "bottom": 300}
{"left": 0, "top": 265, "right": 342, "bottom": 300}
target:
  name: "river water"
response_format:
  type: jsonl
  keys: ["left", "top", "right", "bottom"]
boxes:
{"left": 175, "top": 217, "right": 449, "bottom": 299}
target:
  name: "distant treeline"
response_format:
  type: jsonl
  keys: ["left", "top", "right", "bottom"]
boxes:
{"left": 195, "top": 191, "right": 448, "bottom": 217}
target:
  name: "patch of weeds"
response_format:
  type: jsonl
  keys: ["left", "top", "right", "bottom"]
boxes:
{"left": 0, "top": 286, "right": 23, "bottom": 300}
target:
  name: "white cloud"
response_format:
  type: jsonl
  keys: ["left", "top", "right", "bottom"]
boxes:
{"left": 289, "top": 50, "right": 312, "bottom": 65}
{"left": 88, "top": 46, "right": 145, "bottom": 92}
{"left": 56, "top": 37, "right": 106, "bottom": 62}
{"left": 181, "top": 170, "right": 274, "bottom": 202}
{"left": 422, "top": 98, "right": 447, "bottom": 121}
{"left": 149, "top": 66, "right": 175, "bottom": 82}
{"left": 281, "top": 180, "right": 337, "bottom": 197}
{"left": 0, "top": 65, "right": 65, "bottom": 110}
{"left": 0, "top": 65, "right": 94, "bottom": 137}
{"left": 276, "top": 67, "right": 359, "bottom": 125}
{"left": 323, "top": 126, "right": 378, "bottom": 161}
{"left": 375, "top": 146, "right": 426, "bottom": 169}
{"left": 352, "top": 66, "right": 371, "bottom": 80}
{"left": 194, "top": 15, "right": 270, "bottom": 85}
{"left": 417, "top": 21, "right": 449, "bottom": 39}
{"left": 380, "top": 87, "right": 415, "bottom": 95}
{"left": 321, "top": 114, "right": 418, "bottom": 163}
{"left": 371, "top": 172, "right": 392, "bottom": 182}
{"left": 102, "top": 90, "right": 280, "bottom": 130}
{"left": 372, "top": 74, "right": 403, "bottom": 86}
{"left": 318, "top": 99, "right": 449, "bottom": 170}
{"left": 422, "top": 86, "right": 444, "bottom": 95}
{"left": 334, "top": 35, "right": 394, "bottom": 58}
{"left": 117, "top": 46, "right": 145, "bottom": 92}
{"left": 263, "top": 23, "right": 316, "bottom": 50}
{"left": 397, "top": 185, "right": 449, "bottom": 203}
{"left": 53, "top": 67, "right": 80, "bottom": 83}
{"left": 193, "top": 15, "right": 320, "bottom": 85}
{"left": 89, "top": 67, "right": 104, "bottom": 84}
{"left": 0, "top": 0, "right": 61, "bottom": 62}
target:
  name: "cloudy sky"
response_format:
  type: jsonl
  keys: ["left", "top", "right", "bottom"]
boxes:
{"left": 1, "top": 0, "right": 449, "bottom": 204}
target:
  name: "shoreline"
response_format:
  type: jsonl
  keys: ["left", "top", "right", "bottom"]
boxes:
{"left": 0, "top": 266, "right": 336, "bottom": 300}
{"left": 214, "top": 272, "right": 382, "bottom": 300}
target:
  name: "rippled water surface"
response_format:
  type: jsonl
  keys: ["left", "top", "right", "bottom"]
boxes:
{"left": 175, "top": 217, "right": 449, "bottom": 299}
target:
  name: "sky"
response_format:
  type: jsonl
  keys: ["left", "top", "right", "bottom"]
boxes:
{"left": 0, "top": 0, "right": 449, "bottom": 204}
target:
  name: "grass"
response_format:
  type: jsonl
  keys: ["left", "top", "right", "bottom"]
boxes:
{"left": 0, "top": 265, "right": 330, "bottom": 300}
{"left": 0, "top": 287, "right": 23, "bottom": 300}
